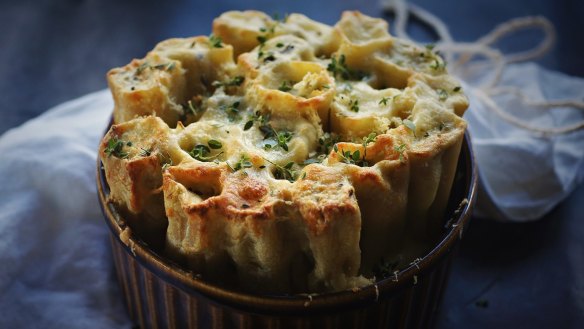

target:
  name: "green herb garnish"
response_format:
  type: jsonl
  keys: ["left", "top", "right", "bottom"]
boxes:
{"left": 207, "top": 139, "right": 223, "bottom": 149}
{"left": 302, "top": 132, "right": 339, "bottom": 164}
{"left": 430, "top": 59, "right": 446, "bottom": 71}
{"left": 394, "top": 143, "right": 407, "bottom": 162}
{"left": 153, "top": 62, "right": 176, "bottom": 71}
{"left": 243, "top": 111, "right": 270, "bottom": 131}
{"left": 189, "top": 143, "right": 223, "bottom": 162}
{"left": 257, "top": 35, "right": 268, "bottom": 44}
{"left": 336, "top": 132, "right": 377, "bottom": 166}
{"left": 362, "top": 132, "right": 377, "bottom": 147}
{"left": 134, "top": 61, "right": 175, "bottom": 76}
{"left": 319, "top": 133, "right": 339, "bottom": 154}
{"left": 264, "top": 158, "right": 298, "bottom": 182}
{"left": 349, "top": 98, "right": 359, "bottom": 112}
{"left": 335, "top": 145, "right": 370, "bottom": 167}
{"left": 105, "top": 137, "right": 129, "bottom": 159}
{"left": 221, "top": 101, "right": 242, "bottom": 122}
{"left": 212, "top": 76, "right": 244, "bottom": 88}
{"left": 327, "top": 54, "right": 368, "bottom": 80}
{"left": 379, "top": 97, "right": 390, "bottom": 106}
{"left": 263, "top": 53, "right": 276, "bottom": 62}
{"left": 209, "top": 34, "right": 223, "bottom": 48}
{"left": 266, "top": 130, "right": 292, "bottom": 151}
{"left": 327, "top": 54, "right": 351, "bottom": 80}
{"left": 278, "top": 81, "right": 293, "bottom": 92}
{"left": 228, "top": 154, "right": 253, "bottom": 172}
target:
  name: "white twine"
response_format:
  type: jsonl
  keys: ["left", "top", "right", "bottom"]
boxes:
{"left": 381, "top": 0, "right": 584, "bottom": 135}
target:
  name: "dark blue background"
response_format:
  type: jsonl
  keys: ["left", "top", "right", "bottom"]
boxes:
{"left": 1, "top": 0, "right": 583, "bottom": 328}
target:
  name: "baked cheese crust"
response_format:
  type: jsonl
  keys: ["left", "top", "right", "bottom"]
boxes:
{"left": 99, "top": 11, "right": 468, "bottom": 293}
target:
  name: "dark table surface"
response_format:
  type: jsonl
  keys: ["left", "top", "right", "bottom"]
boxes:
{"left": 2, "top": 0, "right": 583, "bottom": 328}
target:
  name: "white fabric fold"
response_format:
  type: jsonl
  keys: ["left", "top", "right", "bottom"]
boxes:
{"left": 464, "top": 62, "right": 584, "bottom": 221}
{"left": 0, "top": 90, "right": 130, "bottom": 328}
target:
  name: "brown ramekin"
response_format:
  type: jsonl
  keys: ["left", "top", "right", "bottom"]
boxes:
{"left": 97, "top": 132, "right": 477, "bottom": 329}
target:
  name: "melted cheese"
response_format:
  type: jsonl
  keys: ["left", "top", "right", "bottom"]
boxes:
{"left": 100, "top": 10, "right": 469, "bottom": 294}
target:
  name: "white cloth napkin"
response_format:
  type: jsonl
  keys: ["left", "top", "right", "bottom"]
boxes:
{"left": 0, "top": 63, "right": 583, "bottom": 327}
{"left": 463, "top": 63, "right": 584, "bottom": 221}
{"left": 0, "top": 90, "right": 131, "bottom": 328}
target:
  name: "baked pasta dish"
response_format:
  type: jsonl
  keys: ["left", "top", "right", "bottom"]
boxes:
{"left": 99, "top": 11, "right": 468, "bottom": 294}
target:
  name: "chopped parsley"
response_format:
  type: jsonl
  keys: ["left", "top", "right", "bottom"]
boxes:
{"left": 379, "top": 97, "right": 390, "bottom": 106}
{"left": 105, "top": 137, "right": 129, "bottom": 159}
{"left": 453, "top": 86, "right": 462, "bottom": 92}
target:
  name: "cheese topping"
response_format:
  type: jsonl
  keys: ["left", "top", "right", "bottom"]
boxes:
{"left": 99, "top": 10, "right": 468, "bottom": 294}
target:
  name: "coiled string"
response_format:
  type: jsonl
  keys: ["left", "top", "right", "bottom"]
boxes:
{"left": 381, "top": 0, "right": 584, "bottom": 134}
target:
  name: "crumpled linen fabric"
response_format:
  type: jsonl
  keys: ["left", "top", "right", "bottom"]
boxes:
{"left": 0, "top": 90, "right": 131, "bottom": 328}
{"left": 0, "top": 62, "right": 582, "bottom": 327}
{"left": 463, "top": 62, "right": 584, "bottom": 221}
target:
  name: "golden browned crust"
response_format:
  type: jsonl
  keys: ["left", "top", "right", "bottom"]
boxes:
{"left": 99, "top": 10, "right": 469, "bottom": 293}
